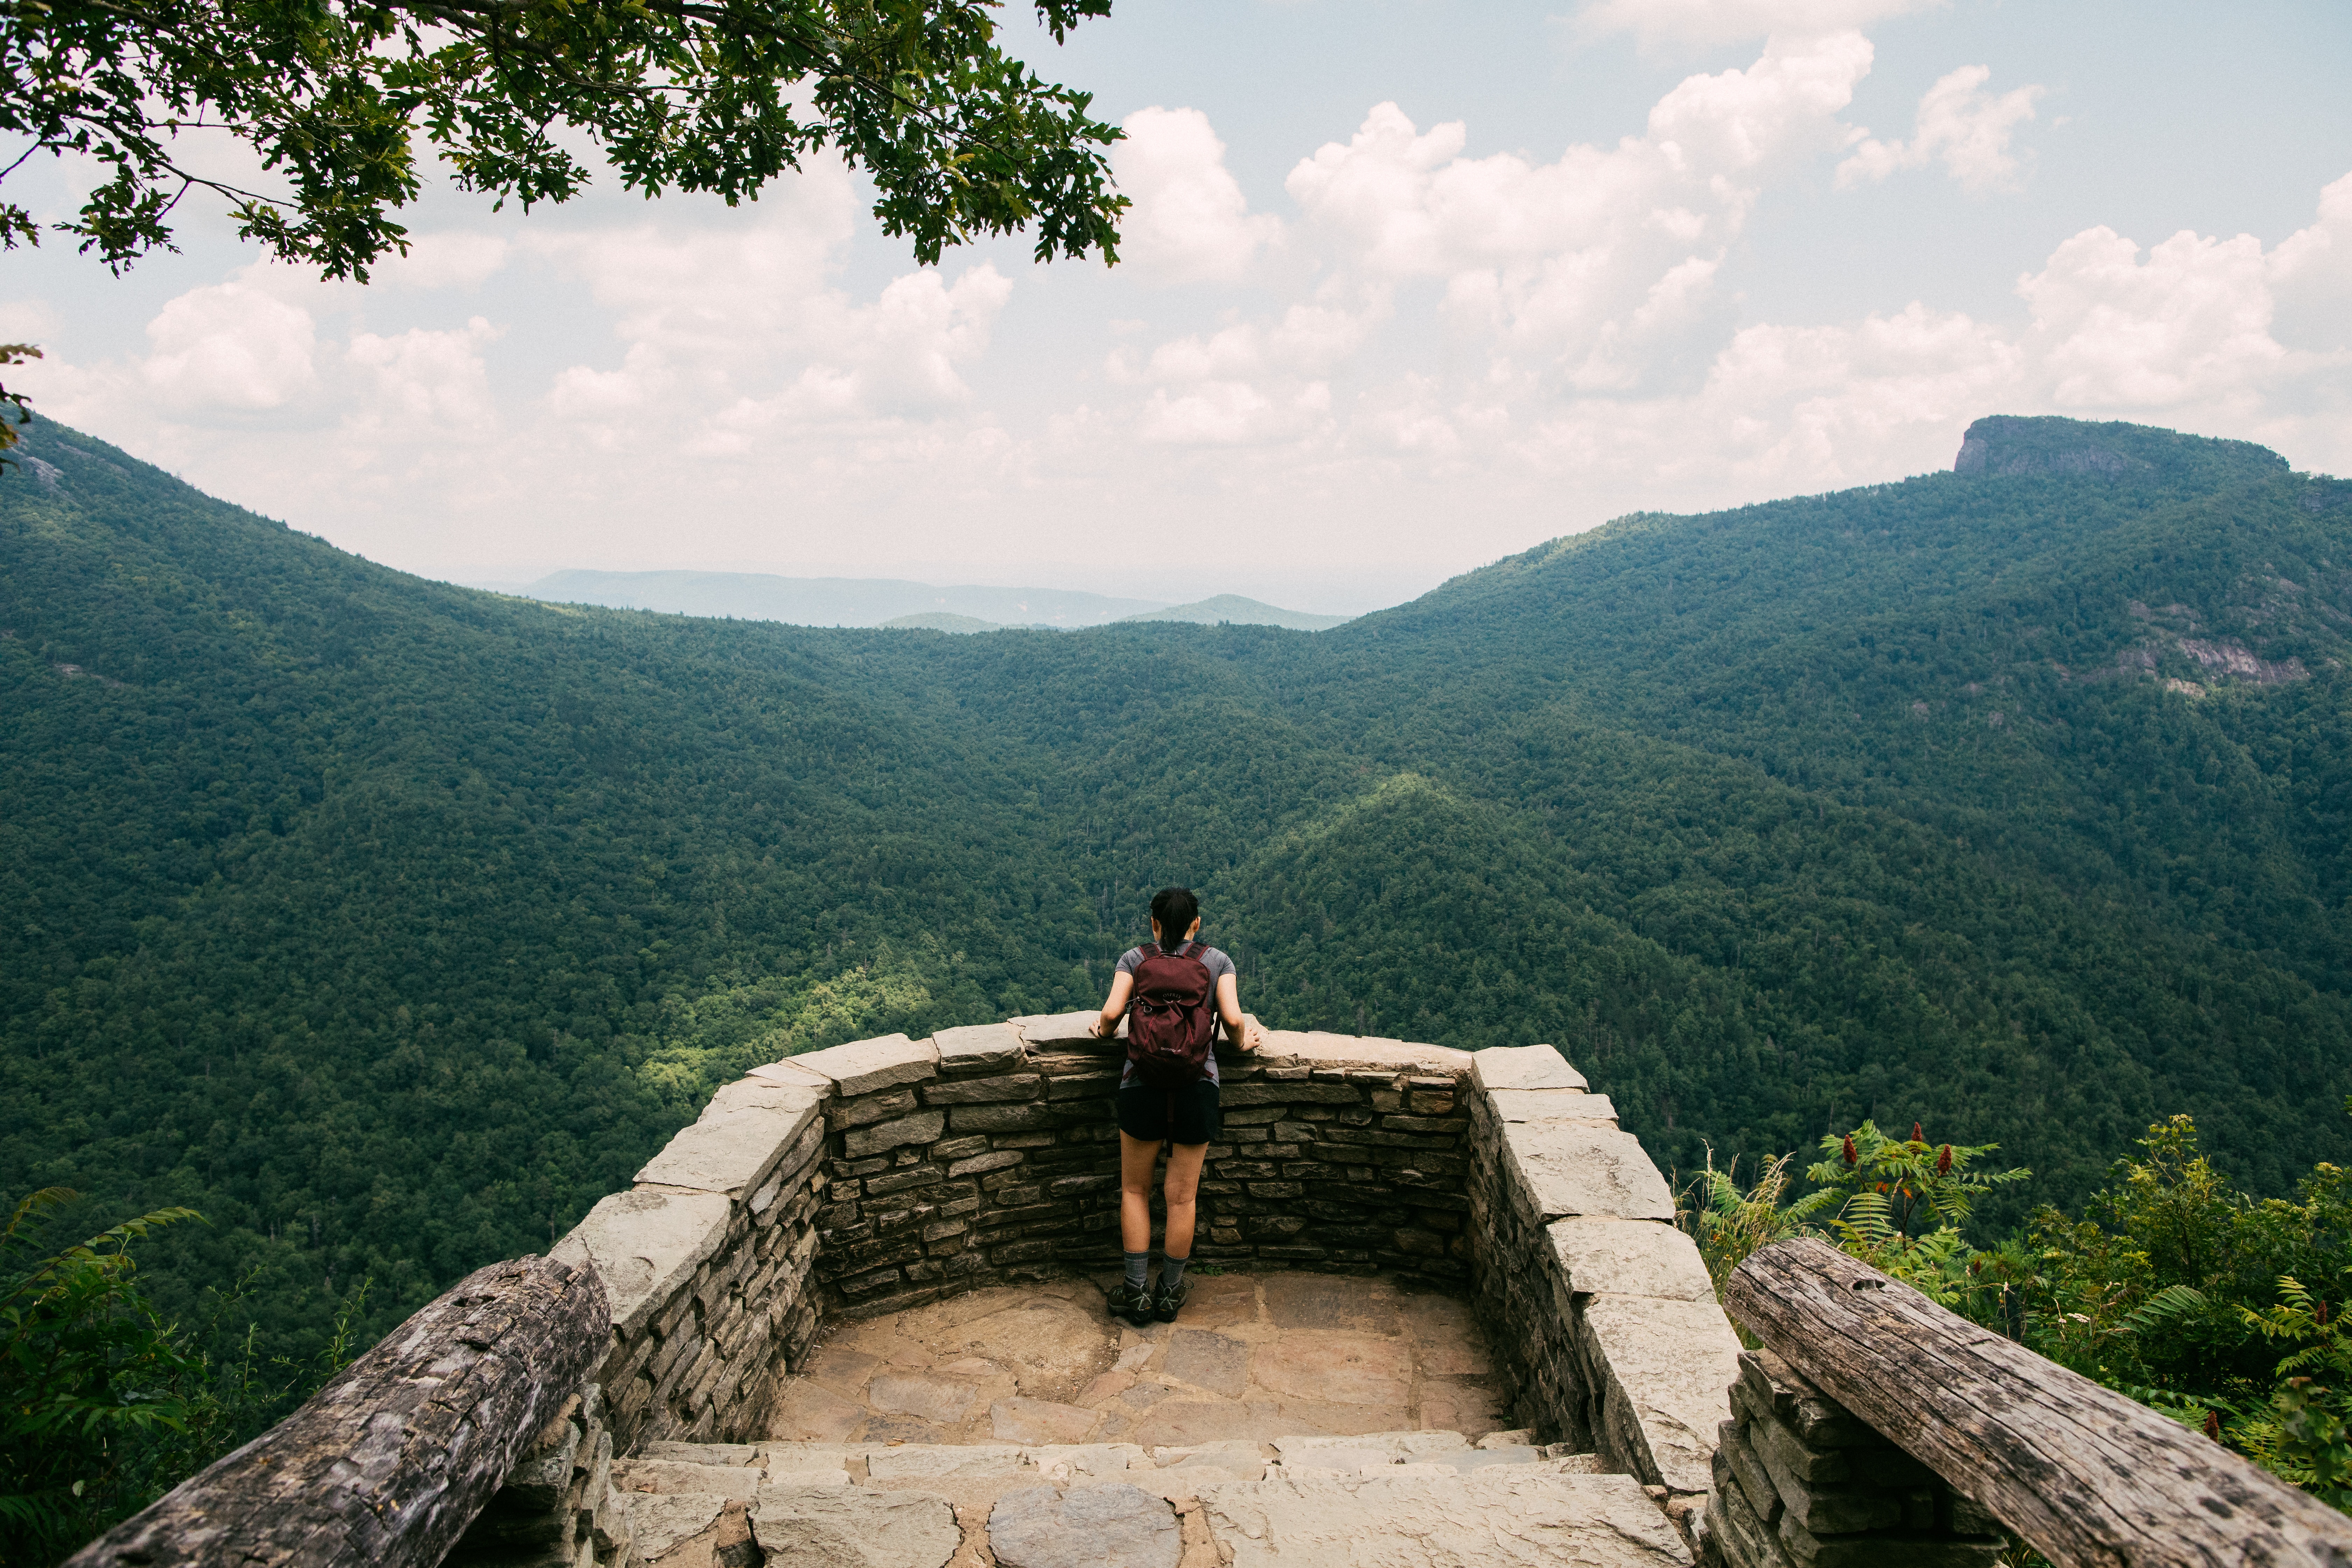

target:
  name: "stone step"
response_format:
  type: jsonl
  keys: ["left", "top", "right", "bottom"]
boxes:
{"left": 611, "top": 1430, "right": 1682, "bottom": 1567}
{"left": 1197, "top": 1469, "right": 1694, "bottom": 1567}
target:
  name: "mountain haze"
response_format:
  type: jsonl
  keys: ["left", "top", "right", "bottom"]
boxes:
{"left": 486, "top": 567, "right": 1162, "bottom": 628}
{"left": 1120, "top": 595, "right": 1353, "bottom": 631}
{"left": 4, "top": 413, "right": 2348, "bottom": 1373}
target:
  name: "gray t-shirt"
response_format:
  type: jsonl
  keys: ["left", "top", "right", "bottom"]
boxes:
{"left": 1115, "top": 942, "right": 1234, "bottom": 1087}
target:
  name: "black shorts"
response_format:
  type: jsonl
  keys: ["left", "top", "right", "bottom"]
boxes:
{"left": 1116, "top": 1080, "right": 1220, "bottom": 1146}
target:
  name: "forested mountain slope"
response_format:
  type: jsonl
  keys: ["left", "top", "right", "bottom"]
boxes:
{"left": 3, "top": 414, "right": 2347, "bottom": 1368}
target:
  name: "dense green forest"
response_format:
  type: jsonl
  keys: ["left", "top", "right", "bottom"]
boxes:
{"left": 4, "top": 412, "right": 2348, "bottom": 1393}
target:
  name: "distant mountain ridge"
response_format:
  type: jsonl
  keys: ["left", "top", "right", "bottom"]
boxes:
{"left": 880, "top": 594, "right": 1354, "bottom": 635}
{"left": 480, "top": 570, "right": 1349, "bottom": 632}
{"left": 1120, "top": 594, "right": 1352, "bottom": 631}
{"left": 479, "top": 568, "right": 1159, "bottom": 628}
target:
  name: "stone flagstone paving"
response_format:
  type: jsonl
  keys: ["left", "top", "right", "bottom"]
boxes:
{"left": 765, "top": 1270, "right": 1506, "bottom": 1450}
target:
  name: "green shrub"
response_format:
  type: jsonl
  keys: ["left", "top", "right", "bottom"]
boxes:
{"left": 1687, "top": 1107, "right": 2351, "bottom": 1517}
{"left": 0, "top": 1189, "right": 202, "bottom": 1560}
{"left": 0, "top": 1190, "right": 373, "bottom": 1564}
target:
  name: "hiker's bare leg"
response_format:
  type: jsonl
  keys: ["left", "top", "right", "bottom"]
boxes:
{"left": 1119, "top": 1131, "right": 1163, "bottom": 1254}
{"left": 1161, "top": 1140, "right": 1209, "bottom": 1260}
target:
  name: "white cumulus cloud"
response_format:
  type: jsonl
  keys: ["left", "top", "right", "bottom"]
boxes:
{"left": 347, "top": 318, "right": 504, "bottom": 433}
{"left": 1112, "top": 107, "right": 1282, "bottom": 283}
{"left": 1838, "top": 65, "right": 2043, "bottom": 192}
{"left": 141, "top": 280, "right": 320, "bottom": 412}
{"left": 2020, "top": 226, "right": 2283, "bottom": 410}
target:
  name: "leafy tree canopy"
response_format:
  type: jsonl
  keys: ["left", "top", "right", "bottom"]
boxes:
{"left": 3, "top": 413, "right": 2348, "bottom": 1528}
{"left": 0, "top": 0, "right": 1126, "bottom": 279}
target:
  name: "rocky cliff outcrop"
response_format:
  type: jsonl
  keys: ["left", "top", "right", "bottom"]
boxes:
{"left": 1953, "top": 414, "right": 2289, "bottom": 483}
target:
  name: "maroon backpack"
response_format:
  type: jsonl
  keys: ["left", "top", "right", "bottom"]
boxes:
{"left": 1125, "top": 942, "right": 1218, "bottom": 1089}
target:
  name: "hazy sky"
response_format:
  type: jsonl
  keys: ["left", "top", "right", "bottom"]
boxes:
{"left": 7, "top": 0, "right": 2349, "bottom": 611}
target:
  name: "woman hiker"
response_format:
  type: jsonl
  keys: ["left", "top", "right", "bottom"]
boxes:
{"left": 1090, "top": 886, "right": 1265, "bottom": 1326}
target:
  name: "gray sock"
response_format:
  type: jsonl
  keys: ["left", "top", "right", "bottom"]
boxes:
{"left": 1124, "top": 1251, "right": 1150, "bottom": 1291}
{"left": 1159, "top": 1255, "right": 1189, "bottom": 1293}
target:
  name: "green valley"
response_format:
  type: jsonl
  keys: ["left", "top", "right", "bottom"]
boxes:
{"left": 3, "top": 411, "right": 2348, "bottom": 1388}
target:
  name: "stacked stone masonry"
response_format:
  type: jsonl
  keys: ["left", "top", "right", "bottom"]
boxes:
{"left": 463, "top": 1018, "right": 1748, "bottom": 1564}
{"left": 446, "top": 1382, "right": 635, "bottom": 1568}
{"left": 1702, "top": 1348, "right": 2003, "bottom": 1568}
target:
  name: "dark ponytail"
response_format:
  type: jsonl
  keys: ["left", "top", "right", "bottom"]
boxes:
{"left": 1150, "top": 886, "right": 1199, "bottom": 952}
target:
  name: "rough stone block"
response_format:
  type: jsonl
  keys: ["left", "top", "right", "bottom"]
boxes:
{"left": 1548, "top": 1218, "right": 1714, "bottom": 1301}
{"left": 611, "top": 1458, "right": 761, "bottom": 1501}
{"left": 987, "top": 1483, "right": 1180, "bottom": 1568}
{"left": 1738, "top": 1351, "right": 1881, "bottom": 1449}
{"left": 554, "top": 1188, "right": 733, "bottom": 1337}
{"left": 1379, "top": 1113, "right": 1472, "bottom": 1134}
{"left": 1580, "top": 1295, "right": 1743, "bottom": 1495}
{"left": 866, "top": 1444, "right": 1028, "bottom": 1481}
{"left": 1719, "top": 1424, "right": 1782, "bottom": 1529}
{"left": 635, "top": 1096, "right": 821, "bottom": 1200}
{"left": 1256, "top": 1032, "right": 1474, "bottom": 1076}
{"left": 1713, "top": 1472, "right": 1799, "bottom": 1568}
{"left": 1196, "top": 1470, "right": 1691, "bottom": 1567}
{"left": 920, "top": 1073, "right": 1043, "bottom": 1105}
{"left": 1499, "top": 1123, "right": 1675, "bottom": 1223}
{"left": 748, "top": 1058, "right": 833, "bottom": 1091}
{"left": 1485, "top": 1089, "right": 1618, "bottom": 1125}
{"left": 624, "top": 1492, "right": 734, "bottom": 1561}
{"left": 952, "top": 1101, "right": 1106, "bottom": 1132}
{"left": 933, "top": 1022, "right": 1029, "bottom": 1074}
{"left": 1045, "top": 1071, "right": 1123, "bottom": 1101}
{"left": 700, "top": 1078, "right": 828, "bottom": 1124}
{"left": 790, "top": 1034, "right": 941, "bottom": 1098}
{"left": 842, "top": 1111, "right": 947, "bottom": 1158}
{"left": 1219, "top": 1082, "right": 1366, "bottom": 1107}
{"left": 750, "top": 1485, "right": 961, "bottom": 1568}
{"left": 829, "top": 1087, "right": 919, "bottom": 1130}
{"left": 863, "top": 1166, "right": 946, "bottom": 1197}
{"left": 1752, "top": 1409, "right": 1853, "bottom": 1487}
{"left": 1011, "top": 1011, "right": 1120, "bottom": 1050}
{"left": 1469, "top": 1044, "right": 1589, "bottom": 1092}
{"left": 950, "top": 1150, "right": 1026, "bottom": 1178}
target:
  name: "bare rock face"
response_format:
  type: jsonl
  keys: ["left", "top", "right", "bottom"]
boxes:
{"left": 749, "top": 1485, "right": 961, "bottom": 1568}
{"left": 1952, "top": 414, "right": 2286, "bottom": 482}
{"left": 987, "top": 1483, "right": 1182, "bottom": 1568}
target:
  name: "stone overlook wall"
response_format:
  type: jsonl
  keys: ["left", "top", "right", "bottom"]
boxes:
{"left": 1464, "top": 1045, "right": 1740, "bottom": 1515}
{"left": 471, "top": 1018, "right": 1744, "bottom": 1556}
{"left": 799, "top": 1015, "right": 1485, "bottom": 1311}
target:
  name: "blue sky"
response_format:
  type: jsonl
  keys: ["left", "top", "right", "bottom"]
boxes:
{"left": 6, "top": 0, "right": 2348, "bottom": 611}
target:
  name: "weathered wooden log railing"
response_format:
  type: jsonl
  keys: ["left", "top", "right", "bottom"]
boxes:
{"left": 1725, "top": 1237, "right": 2352, "bottom": 1568}
{"left": 65, "top": 1253, "right": 608, "bottom": 1568}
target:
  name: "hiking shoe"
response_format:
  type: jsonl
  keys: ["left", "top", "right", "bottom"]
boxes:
{"left": 1152, "top": 1276, "right": 1191, "bottom": 1323}
{"left": 1106, "top": 1281, "right": 1155, "bottom": 1326}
